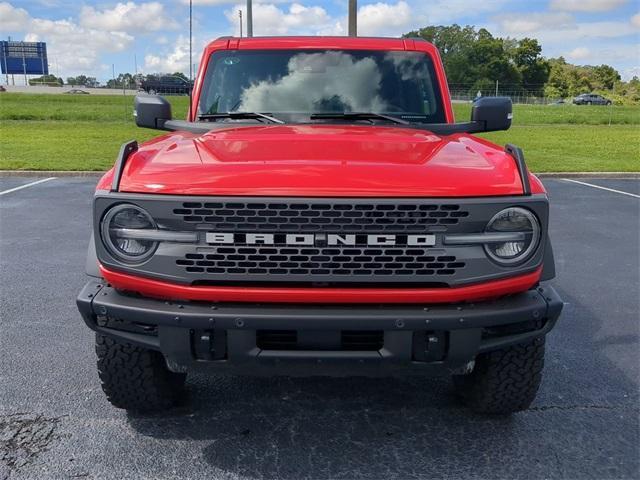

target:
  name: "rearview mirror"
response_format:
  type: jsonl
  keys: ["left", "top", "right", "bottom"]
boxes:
{"left": 471, "top": 97, "right": 512, "bottom": 132}
{"left": 134, "top": 94, "right": 172, "bottom": 130}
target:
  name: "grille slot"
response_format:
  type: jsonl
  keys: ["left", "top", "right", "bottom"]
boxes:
{"left": 341, "top": 331, "right": 384, "bottom": 351}
{"left": 256, "top": 330, "right": 384, "bottom": 351}
{"left": 257, "top": 330, "right": 297, "bottom": 350}
{"left": 173, "top": 201, "right": 469, "bottom": 231}
{"left": 176, "top": 247, "right": 465, "bottom": 278}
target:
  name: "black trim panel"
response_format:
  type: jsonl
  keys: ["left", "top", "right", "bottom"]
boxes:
{"left": 505, "top": 144, "right": 531, "bottom": 196}
{"left": 111, "top": 140, "right": 138, "bottom": 192}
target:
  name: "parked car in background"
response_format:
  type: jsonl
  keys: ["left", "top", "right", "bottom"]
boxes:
{"left": 65, "top": 89, "right": 90, "bottom": 95}
{"left": 140, "top": 75, "right": 192, "bottom": 95}
{"left": 573, "top": 93, "right": 611, "bottom": 105}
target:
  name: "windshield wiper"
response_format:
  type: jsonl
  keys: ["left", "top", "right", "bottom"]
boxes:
{"left": 198, "top": 112, "right": 285, "bottom": 124}
{"left": 310, "top": 112, "right": 410, "bottom": 125}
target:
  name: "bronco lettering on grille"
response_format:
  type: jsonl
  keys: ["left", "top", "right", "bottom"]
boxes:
{"left": 205, "top": 233, "right": 436, "bottom": 247}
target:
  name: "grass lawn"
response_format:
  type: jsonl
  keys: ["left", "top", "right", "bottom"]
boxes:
{"left": 1, "top": 93, "right": 638, "bottom": 171}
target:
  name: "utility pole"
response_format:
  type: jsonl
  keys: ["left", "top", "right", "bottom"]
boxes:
{"left": 495, "top": 80, "right": 499, "bottom": 96}
{"left": 246, "top": 0, "right": 253, "bottom": 37}
{"left": 112, "top": 63, "right": 115, "bottom": 88}
{"left": 22, "top": 41, "right": 27, "bottom": 86}
{"left": 189, "top": 0, "right": 193, "bottom": 82}
{"left": 239, "top": 10, "right": 243, "bottom": 37}
{"left": 348, "top": 0, "right": 357, "bottom": 37}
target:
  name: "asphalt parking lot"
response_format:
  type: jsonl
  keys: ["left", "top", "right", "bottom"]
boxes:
{"left": 1, "top": 176, "right": 638, "bottom": 480}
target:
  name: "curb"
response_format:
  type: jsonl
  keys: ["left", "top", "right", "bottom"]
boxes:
{"left": 2, "top": 171, "right": 638, "bottom": 179}
{"left": 535, "top": 172, "right": 639, "bottom": 179}
{"left": 0, "top": 171, "right": 105, "bottom": 177}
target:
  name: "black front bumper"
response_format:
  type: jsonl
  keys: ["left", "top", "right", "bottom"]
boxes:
{"left": 77, "top": 281, "right": 562, "bottom": 377}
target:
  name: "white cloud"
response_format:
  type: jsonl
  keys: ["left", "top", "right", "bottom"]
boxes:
{"left": 550, "top": 0, "right": 628, "bottom": 13}
{"left": 493, "top": 13, "right": 637, "bottom": 43}
{"left": 144, "top": 35, "right": 202, "bottom": 73}
{"left": 224, "top": 2, "right": 331, "bottom": 36}
{"left": 0, "top": 2, "right": 134, "bottom": 76}
{"left": 29, "top": 18, "right": 133, "bottom": 72}
{"left": 539, "top": 20, "right": 637, "bottom": 40}
{"left": 312, "top": 1, "right": 417, "bottom": 37}
{"left": 567, "top": 46, "right": 591, "bottom": 60}
{"left": 0, "top": 2, "right": 30, "bottom": 31}
{"left": 410, "top": 0, "right": 507, "bottom": 24}
{"left": 621, "top": 65, "right": 640, "bottom": 80}
{"left": 79, "top": 2, "right": 177, "bottom": 34}
{"left": 182, "top": 0, "right": 289, "bottom": 5}
{"left": 358, "top": 1, "right": 413, "bottom": 36}
{"left": 631, "top": 13, "right": 640, "bottom": 28}
{"left": 494, "top": 12, "right": 573, "bottom": 34}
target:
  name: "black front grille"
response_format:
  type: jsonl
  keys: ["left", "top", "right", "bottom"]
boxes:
{"left": 173, "top": 201, "right": 469, "bottom": 232}
{"left": 176, "top": 247, "right": 465, "bottom": 278}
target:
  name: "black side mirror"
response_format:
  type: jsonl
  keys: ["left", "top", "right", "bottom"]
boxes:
{"left": 471, "top": 97, "right": 512, "bottom": 132}
{"left": 134, "top": 94, "right": 172, "bottom": 130}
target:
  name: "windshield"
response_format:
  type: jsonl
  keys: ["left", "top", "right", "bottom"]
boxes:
{"left": 198, "top": 49, "right": 446, "bottom": 123}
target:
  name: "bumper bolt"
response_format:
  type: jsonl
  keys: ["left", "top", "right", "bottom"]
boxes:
{"left": 459, "top": 318, "right": 465, "bottom": 323}
{"left": 425, "top": 319, "right": 431, "bottom": 324}
{"left": 395, "top": 319, "right": 405, "bottom": 328}
{"left": 99, "top": 306, "right": 107, "bottom": 315}
{"left": 533, "top": 310, "right": 541, "bottom": 319}
{"left": 235, "top": 318, "right": 244, "bottom": 327}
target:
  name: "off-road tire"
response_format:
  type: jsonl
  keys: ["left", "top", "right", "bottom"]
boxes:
{"left": 96, "top": 334, "right": 186, "bottom": 412}
{"left": 453, "top": 337, "right": 545, "bottom": 415}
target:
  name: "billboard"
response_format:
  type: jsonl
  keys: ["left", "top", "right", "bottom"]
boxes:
{"left": 0, "top": 41, "right": 49, "bottom": 75}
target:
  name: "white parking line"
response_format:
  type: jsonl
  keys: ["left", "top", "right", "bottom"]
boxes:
{"left": 0, "top": 177, "right": 57, "bottom": 196}
{"left": 562, "top": 178, "right": 639, "bottom": 199}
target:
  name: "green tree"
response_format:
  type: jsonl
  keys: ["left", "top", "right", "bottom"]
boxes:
{"left": 28, "top": 74, "right": 61, "bottom": 86}
{"left": 67, "top": 75, "right": 89, "bottom": 86}
{"left": 171, "top": 71, "right": 189, "bottom": 82}
{"left": 592, "top": 64, "right": 621, "bottom": 90}
{"left": 514, "top": 38, "right": 550, "bottom": 94}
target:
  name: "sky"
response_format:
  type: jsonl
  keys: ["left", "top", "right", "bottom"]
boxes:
{"left": 1, "top": 0, "right": 638, "bottom": 84}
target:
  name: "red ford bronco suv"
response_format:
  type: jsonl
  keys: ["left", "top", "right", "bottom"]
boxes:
{"left": 77, "top": 36, "right": 562, "bottom": 414}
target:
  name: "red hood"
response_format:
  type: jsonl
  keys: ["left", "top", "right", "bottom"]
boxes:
{"left": 114, "top": 125, "right": 535, "bottom": 197}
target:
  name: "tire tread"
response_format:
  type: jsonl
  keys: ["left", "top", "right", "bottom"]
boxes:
{"left": 95, "top": 334, "right": 186, "bottom": 412}
{"left": 454, "top": 337, "right": 545, "bottom": 414}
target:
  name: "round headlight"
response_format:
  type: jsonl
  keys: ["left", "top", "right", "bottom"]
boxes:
{"left": 484, "top": 207, "right": 540, "bottom": 265}
{"left": 101, "top": 204, "right": 157, "bottom": 263}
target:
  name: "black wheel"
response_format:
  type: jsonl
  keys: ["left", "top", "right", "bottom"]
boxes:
{"left": 606, "top": 101, "right": 612, "bottom": 106}
{"left": 587, "top": 101, "right": 592, "bottom": 105}
{"left": 453, "top": 337, "right": 545, "bottom": 415}
{"left": 95, "top": 333, "right": 186, "bottom": 412}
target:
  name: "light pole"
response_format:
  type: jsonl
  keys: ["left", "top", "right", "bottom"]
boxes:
{"left": 189, "top": 0, "right": 192, "bottom": 82}
{"left": 348, "top": 0, "right": 357, "bottom": 37}
{"left": 247, "top": 0, "right": 253, "bottom": 37}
